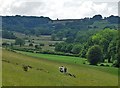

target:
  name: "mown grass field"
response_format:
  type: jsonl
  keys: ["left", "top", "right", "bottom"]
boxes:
{"left": 2, "top": 49, "right": 118, "bottom": 86}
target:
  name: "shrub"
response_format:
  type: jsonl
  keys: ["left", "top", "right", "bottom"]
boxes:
{"left": 35, "top": 45, "right": 42, "bottom": 50}
{"left": 100, "top": 64, "right": 105, "bottom": 66}
{"left": 29, "top": 43, "right": 33, "bottom": 46}
{"left": 87, "top": 45, "right": 103, "bottom": 65}
{"left": 105, "top": 64, "right": 110, "bottom": 67}
{"left": 39, "top": 43, "right": 45, "bottom": 46}
{"left": 2, "top": 42, "right": 10, "bottom": 47}
{"left": 49, "top": 44, "right": 55, "bottom": 47}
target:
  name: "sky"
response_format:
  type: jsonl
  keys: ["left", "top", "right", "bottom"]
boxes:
{"left": 0, "top": 0, "right": 119, "bottom": 19}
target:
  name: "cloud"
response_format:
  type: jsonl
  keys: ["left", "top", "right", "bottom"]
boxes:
{"left": 0, "top": 0, "right": 119, "bottom": 19}
{"left": 10, "top": 2, "right": 44, "bottom": 15}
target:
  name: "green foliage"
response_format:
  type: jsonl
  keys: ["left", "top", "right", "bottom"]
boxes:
{"left": 106, "top": 15, "right": 120, "bottom": 24}
{"left": 55, "top": 43, "right": 82, "bottom": 54}
{"left": 91, "top": 29, "right": 117, "bottom": 43}
{"left": 51, "top": 34, "right": 56, "bottom": 41}
{"left": 2, "top": 15, "right": 119, "bottom": 37}
{"left": 11, "top": 46, "right": 36, "bottom": 53}
{"left": 2, "top": 30, "right": 16, "bottom": 39}
{"left": 80, "top": 49, "right": 87, "bottom": 58}
{"left": 89, "top": 28, "right": 118, "bottom": 63}
{"left": 65, "top": 44, "right": 73, "bottom": 53}
{"left": 92, "top": 15, "right": 102, "bottom": 21}
{"left": 29, "top": 43, "right": 33, "bottom": 47}
{"left": 87, "top": 45, "right": 103, "bottom": 65}
{"left": 56, "top": 31, "right": 65, "bottom": 40}
{"left": 39, "top": 43, "right": 44, "bottom": 46}
{"left": 2, "top": 15, "right": 120, "bottom": 68}
{"left": 71, "top": 44, "right": 82, "bottom": 54}
{"left": 113, "top": 30, "right": 120, "bottom": 67}
{"left": 15, "top": 38, "right": 25, "bottom": 47}
{"left": 55, "top": 43, "right": 63, "bottom": 52}
{"left": 35, "top": 45, "right": 42, "bottom": 50}
{"left": 65, "top": 36, "right": 74, "bottom": 43}
{"left": 75, "top": 30, "right": 97, "bottom": 43}
{"left": 2, "top": 42, "right": 10, "bottom": 47}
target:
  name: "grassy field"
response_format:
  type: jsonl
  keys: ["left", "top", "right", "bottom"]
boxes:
{"left": 16, "top": 50, "right": 85, "bottom": 65}
{"left": 2, "top": 34, "right": 63, "bottom": 51}
{"left": 2, "top": 49, "right": 118, "bottom": 86}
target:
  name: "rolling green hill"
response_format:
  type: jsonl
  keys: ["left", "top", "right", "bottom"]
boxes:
{"left": 2, "top": 49, "right": 118, "bottom": 86}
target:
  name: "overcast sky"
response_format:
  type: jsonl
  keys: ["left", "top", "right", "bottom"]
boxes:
{"left": 0, "top": 0, "right": 119, "bottom": 19}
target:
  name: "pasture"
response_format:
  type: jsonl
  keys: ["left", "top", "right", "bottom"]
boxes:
{"left": 2, "top": 49, "right": 118, "bottom": 86}
{"left": 2, "top": 34, "right": 63, "bottom": 51}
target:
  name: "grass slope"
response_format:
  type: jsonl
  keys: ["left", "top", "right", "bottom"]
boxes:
{"left": 17, "top": 51, "right": 118, "bottom": 76}
{"left": 2, "top": 49, "right": 118, "bottom": 86}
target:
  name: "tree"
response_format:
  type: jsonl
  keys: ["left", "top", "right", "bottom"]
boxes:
{"left": 2, "top": 30, "right": 16, "bottom": 39}
{"left": 29, "top": 43, "right": 33, "bottom": 47}
{"left": 35, "top": 45, "right": 42, "bottom": 50}
{"left": 65, "top": 36, "right": 74, "bottom": 43}
{"left": 87, "top": 45, "right": 103, "bottom": 65}
{"left": 92, "top": 15, "right": 102, "bottom": 21}
{"left": 107, "top": 40, "right": 117, "bottom": 62}
{"left": 55, "top": 43, "right": 64, "bottom": 52}
{"left": 15, "top": 38, "right": 25, "bottom": 47}
{"left": 114, "top": 30, "right": 120, "bottom": 67}
{"left": 2, "top": 42, "right": 10, "bottom": 47}
{"left": 90, "top": 28, "right": 117, "bottom": 62}
{"left": 34, "top": 28, "right": 41, "bottom": 36}
{"left": 56, "top": 31, "right": 64, "bottom": 41}
{"left": 106, "top": 15, "right": 119, "bottom": 24}
{"left": 51, "top": 34, "right": 56, "bottom": 41}
{"left": 61, "top": 43, "right": 67, "bottom": 52}
{"left": 80, "top": 49, "right": 87, "bottom": 58}
{"left": 71, "top": 44, "right": 82, "bottom": 54}
{"left": 65, "top": 44, "right": 73, "bottom": 53}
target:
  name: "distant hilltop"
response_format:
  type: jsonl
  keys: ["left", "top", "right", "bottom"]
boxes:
{"left": 1, "top": 14, "right": 120, "bottom": 35}
{"left": 1, "top": 14, "right": 120, "bottom": 21}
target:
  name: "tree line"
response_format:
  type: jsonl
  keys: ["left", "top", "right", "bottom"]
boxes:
{"left": 2, "top": 15, "right": 120, "bottom": 38}
{"left": 55, "top": 28, "right": 119, "bottom": 67}
{"left": 2, "top": 14, "right": 120, "bottom": 67}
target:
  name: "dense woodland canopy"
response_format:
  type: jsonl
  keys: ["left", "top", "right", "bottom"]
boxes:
{"left": 2, "top": 15, "right": 120, "bottom": 36}
{"left": 1, "top": 14, "right": 120, "bottom": 67}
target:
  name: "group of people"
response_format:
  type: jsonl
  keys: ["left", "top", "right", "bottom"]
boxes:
{"left": 59, "top": 66, "right": 67, "bottom": 73}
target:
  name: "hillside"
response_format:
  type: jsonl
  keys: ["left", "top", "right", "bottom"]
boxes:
{"left": 2, "top": 15, "right": 120, "bottom": 36}
{"left": 2, "top": 49, "right": 118, "bottom": 86}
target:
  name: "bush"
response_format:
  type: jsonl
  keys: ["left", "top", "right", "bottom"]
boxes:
{"left": 100, "top": 64, "right": 105, "bottom": 66}
{"left": 15, "top": 38, "right": 25, "bottom": 47}
{"left": 10, "top": 47, "right": 36, "bottom": 53}
{"left": 105, "top": 64, "right": 110, "bottom": 67}
{"left": 35, "top": 45, "right": 42, "bottom": 50}
{"left": 49, "top": 44, "right": 55, "bottom": 47}
{"left": 29, "top": 43, "right": 33, "bottom": 46}
{"left": 87, "top": 45, "right": 103, "bottom": 65}
{"left": 39, "top": 43, "right": 45, "bottom": 46}
{"left": 112, "top": 60, "right": 119, "bottom": 67}
{"left": 28, "top": 40, "right": 31, "bottom": 42}
{"left": 2, "top": 42, "right": 10, "bottom": 47}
